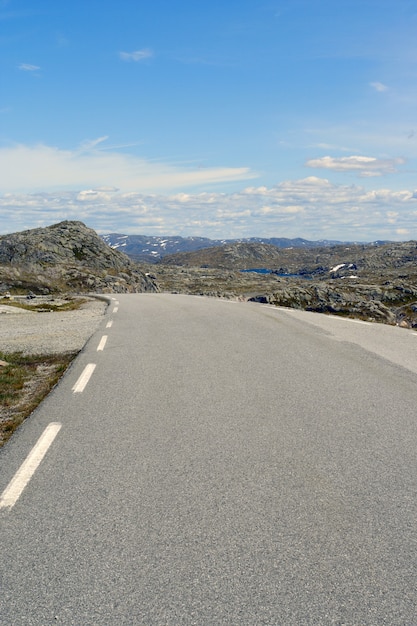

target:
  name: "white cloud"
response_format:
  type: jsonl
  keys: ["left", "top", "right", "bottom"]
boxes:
{"left": 78, "top": 136, "right": 109, "bottom": 151}
{"left": 0, "top": 142, "right": 255, "bottom": 193}
{"left": 1, "top": 177, "right": 415, "bottom": 241}
{"left": 119, "top": 49, "right": 153, "bottom": 62}
{"left": 18, "top": 63, "right": 40, "bottom": 71}
{"left": 306, "top": 155, "right": 406, "bottom": 177}
{"left": 370, "top": 82, "right": 388, "bottom": 92}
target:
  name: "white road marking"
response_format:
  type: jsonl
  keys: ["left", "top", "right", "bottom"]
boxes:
{"left": 330, "top": 317, "right": 371, "bottom": 325}
{"left": 97, "top": 335, "right": 108, "bottom": 351}
{"left": 113, "top": 306, "right": 119, "bottom": 313}
{"left": 261, "top": 304, "right": 295, "bottom": 311}
{"left": 115, "top": 300, "right": 119, "bottom": 305}
{"left": 72, "top": 363, "right": 96, "bottom": 393}
{"left": 0, "top": 423, "right": 62, "bottom": 510}
{"left": 261, "top": 305, "right": 372, "bottom": 325}
{"left": 106, "top": 320, "right": 113, "bottom": 328}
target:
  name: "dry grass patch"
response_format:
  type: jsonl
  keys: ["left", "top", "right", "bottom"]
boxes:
{"left": 0, "top": 296, "right": 87, "bottom": 312}
{"left": 0, "top": 351, "right": 77, "bottom": 447}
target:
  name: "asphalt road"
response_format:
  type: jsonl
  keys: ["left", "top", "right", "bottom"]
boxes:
{"left": 1, "top": 294, "right": 417, "bottom": 625}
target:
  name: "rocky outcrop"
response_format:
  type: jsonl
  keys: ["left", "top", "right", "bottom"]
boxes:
{"left": 247, "top": 280, "right": 417, "bottom": 326}
{"left": 0, "top": 221, "right": 158, "bottom": 295}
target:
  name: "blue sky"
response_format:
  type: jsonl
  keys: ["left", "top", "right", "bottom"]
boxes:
{"left": 1, "top": 0, "right": 417, "bottom": 240}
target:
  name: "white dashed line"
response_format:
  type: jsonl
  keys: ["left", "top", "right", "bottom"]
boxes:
{"left": 97, "top": 335, "right": 108, "bottom": 351}
{"left": 0, "top": 423, "right": 62, "bottom": 510}
{"left": 72, "top": 364, "right": 96, "bottom": 393}
{"left": 106, "top": 320, "right": 113, "bottom": 328}
{"left": 113, "top": 307, "right": 119, "bottom": 313}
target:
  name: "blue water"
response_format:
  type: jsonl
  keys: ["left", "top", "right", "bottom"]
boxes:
{"left": 241, "top": 268, "right": 302, "bottom": 277}
{"left": 241, "top": 268, "right": 271, "bottom": 274}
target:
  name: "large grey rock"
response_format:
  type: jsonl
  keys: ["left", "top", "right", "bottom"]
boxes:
{"left": 0, "top": 221, "right": 158, "bottom": 295}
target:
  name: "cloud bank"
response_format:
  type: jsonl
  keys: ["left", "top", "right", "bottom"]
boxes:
{"left": 1, "top": 177, "right": 416, "bottom": 241}
{"left": 0, "top": 143, "right": 254, "bottom": 193}
{"left": 306, "top": 155, "right": 406, "bottom": 177}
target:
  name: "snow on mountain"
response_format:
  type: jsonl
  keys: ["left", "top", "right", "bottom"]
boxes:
{"left": 101, "top": 233, "right": 345, "bottom": 263}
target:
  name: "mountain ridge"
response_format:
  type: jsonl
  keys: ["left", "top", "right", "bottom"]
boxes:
{"left": 100, "top": 232, "right": 365, "bottom": 263}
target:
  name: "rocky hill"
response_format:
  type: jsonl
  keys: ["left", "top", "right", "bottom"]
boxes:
{"left": 161, "top": 242, "right": 291, "bottom": 269}
{"left": 0, "top": 221, "right": 158, "bottom": 295}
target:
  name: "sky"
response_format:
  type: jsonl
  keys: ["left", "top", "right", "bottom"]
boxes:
{"left": 1, "top": 0, "right": 417, "bottom": 241}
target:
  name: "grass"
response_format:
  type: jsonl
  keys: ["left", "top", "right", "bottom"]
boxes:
{"left": 0, "top": 297, "right": 87, "bottom": 312}
{"left": 0, "top": 350, "right": 77, "bottom": 447}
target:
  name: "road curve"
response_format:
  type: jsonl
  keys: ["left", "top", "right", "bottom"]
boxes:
{"left": 1, "top": 294, "right": 417, "bottom": 625}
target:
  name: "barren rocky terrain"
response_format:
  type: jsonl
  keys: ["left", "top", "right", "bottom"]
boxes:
{"left": 1, "top": 221, "right": 416, "bottom": 329}
{"left": 149, "top": 240, "right": 417, "bottom": 327}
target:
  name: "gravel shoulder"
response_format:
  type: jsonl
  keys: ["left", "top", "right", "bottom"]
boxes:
{"left": 0, "top": 297, "right": 108, "bottom": 446}
{"left": 0, "top": 297, "right": 108, "bottom": 355}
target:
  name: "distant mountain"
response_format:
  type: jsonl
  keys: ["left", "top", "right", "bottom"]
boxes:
{"left": 101, "top": 233, "right": 346, "bottom": 263}
{"left": 159, "top": 239, "right": 415, "bottom": 273}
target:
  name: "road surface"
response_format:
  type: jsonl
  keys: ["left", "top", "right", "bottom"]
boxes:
{"left": 1, "top": 294, "right": 417, "bottom": 625}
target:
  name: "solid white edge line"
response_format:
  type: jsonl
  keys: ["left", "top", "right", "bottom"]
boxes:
{"left": 261, "top": 305, "right": 372, "bottom": 324}
{"left": 0, "top": 423, "right": 62, "bottom": 510}
{"left": 72, "top": 363, "right": 96, "bottom": 393}
{"left": 97, "top": 335, "right": 108, "bottom": 351}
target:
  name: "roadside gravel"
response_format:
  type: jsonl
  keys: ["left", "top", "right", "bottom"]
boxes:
{"left": 0, "top": 297, "right": 108, "bottom": 355}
